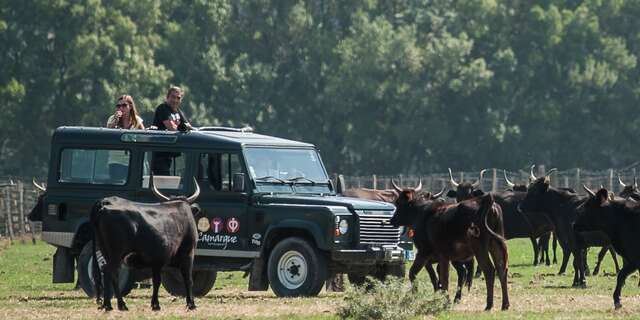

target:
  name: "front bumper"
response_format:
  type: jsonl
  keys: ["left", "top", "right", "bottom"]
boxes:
{"left": 332, "top": 245, "right": 408, "bottom": 264}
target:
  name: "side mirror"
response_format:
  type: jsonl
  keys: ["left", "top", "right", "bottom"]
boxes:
{"left": 232, "top": 173, "right": 245, "bottom": 192}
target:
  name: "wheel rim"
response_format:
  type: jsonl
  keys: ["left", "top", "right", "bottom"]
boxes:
{"left": 277, "top": 250, "right": 307, "bottom": 290}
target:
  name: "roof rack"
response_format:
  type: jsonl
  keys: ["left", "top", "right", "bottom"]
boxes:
{"left": 197, "top": 126, "right": 254, "bottom": 133}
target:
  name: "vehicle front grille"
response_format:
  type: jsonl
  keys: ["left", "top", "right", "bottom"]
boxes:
{"left": 357, "top": 214, "right": 401, "bottom": 246}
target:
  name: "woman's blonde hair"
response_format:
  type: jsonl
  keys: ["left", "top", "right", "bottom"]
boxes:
{"left": 117, "top": 95, "right": 142, "bottom": 129}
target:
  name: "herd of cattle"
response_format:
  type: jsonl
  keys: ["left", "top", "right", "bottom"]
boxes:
{"left": 341, "top": 165, "right": 640, "bottom": 311}
{"left": 26, "top": 166, "right": 640, "bottom": 312}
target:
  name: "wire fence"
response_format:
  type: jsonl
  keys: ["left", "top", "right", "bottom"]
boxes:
{"left": 334, "top": 166, "right": 639, "bottom": 196}
{"left": 1, "top": 166, "right": 638, "bottom": 239}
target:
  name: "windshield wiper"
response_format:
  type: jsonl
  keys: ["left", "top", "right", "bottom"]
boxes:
{"left": 255, "top": 176, "right": 288, "bottom": 184}
{"left": 287, "top": 176, "right": 318, "bottom": 185}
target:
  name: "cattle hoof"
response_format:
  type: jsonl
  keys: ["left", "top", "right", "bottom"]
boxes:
{"left": 152, "top": 304, "right": 161, "bottom": 311}
{"left": 118, "top": 303, "right": 128, "bottom": 311}
{"left": 615, "top": 302, "right": 622, "bottom": 310}
{"left": 187, "top": 303, "right": 197, "bottom": 310}
{"left": 502, "top": 303, "right": 510, "bottom": 311}
{"left": 102, "top": 305, "right": 113, "bottom": 312}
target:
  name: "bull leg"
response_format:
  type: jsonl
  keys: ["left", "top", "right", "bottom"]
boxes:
{"left": 571, "top": 248, "right": 586, "bottom": 287}
{"left": 464, "top": 260, "right": 474, "bottom": 290}
{"left": 109, "top": 267, "right": 128, "bottom": 311}
{"left": 451, "top": 262, "right": 466, "bottom": 303}
{"left": 531, "top": 237, "right": 539, "bottom": 266}
{"left": 474, "top": 250, "right": 495, "bottom": 311}
{"left": 613, "top": 262, "right": 639, "bottom": 309}
{"left": 610, "top": 247, "right": 620, "bottom": 274}
{"left": 179, "top": 259, "right": 197, "bottom": 310}
{"left": 474, "top": 257, "right": 483, "bottom": 278}
{"left": 593, "top": 247, "right": 608, "bottom": 276}
{"left": 424, "top": 264, "right": 439, "bottom": 291}
{"left": 489, "top": 239, "right": 510, "bottom": 311}
{"left": 408, "top": 253, "right": 427, "bottom": 283}
{"left": 557, "top": 236, "right": 571, "bottom": 275}
{"left": 151, "top": 267, "right": 161, "bottom": 311}
{"left": 552, "top": 232, "right": 558, "bottom": 264}
{"left": 437, "top": 259, "right": 450, "bottom": 295}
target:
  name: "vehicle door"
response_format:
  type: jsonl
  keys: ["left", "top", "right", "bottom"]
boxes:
{"left": 193, "top": 151, "right": 255, "bottom": 258}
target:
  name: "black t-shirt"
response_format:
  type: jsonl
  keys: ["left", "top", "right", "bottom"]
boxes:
{"left": 152, "top": 103, "right": 190, "bottom": 130}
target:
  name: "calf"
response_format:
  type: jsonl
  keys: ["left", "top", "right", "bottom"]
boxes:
{"left": 91, "top": 176, "right": 200, "bottom": 311}
{"left": 392, "top": 189, "right": 509, "bottom": 311}
{"left": 574, "top": 188, "right": 640, "bottom": 309}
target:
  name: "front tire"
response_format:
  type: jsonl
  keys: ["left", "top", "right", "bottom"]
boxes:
{"left": 161, "top": 268, "right": 217, "bottom": 297}
{"left": 267, "top": 237, "right": 327, "bottom": 297}
{"left": 76, "top": 241, "right": 134, "bottom": 298}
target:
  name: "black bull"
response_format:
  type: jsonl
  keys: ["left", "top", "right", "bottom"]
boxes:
{"left": 391, "top": 191, "right": 510, "bottom": 311}
{"left": 91, "top": 177, "right": 201, "bottom": 311}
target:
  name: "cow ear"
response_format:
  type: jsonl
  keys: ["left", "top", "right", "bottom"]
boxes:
{"left": 446, "top": 190, "right": 457, "bottom": 198}
{"left": 472, "top": 189, "right": 485, "bottom": 197}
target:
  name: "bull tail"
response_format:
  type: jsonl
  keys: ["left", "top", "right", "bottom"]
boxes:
{"left": 481, "top": 195, "right": 509, "bottom": 267}
{"left": 90, "top": 201, "right": 103, "bottom": 305}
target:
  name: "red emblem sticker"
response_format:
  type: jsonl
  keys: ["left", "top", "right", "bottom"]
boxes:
{"left": 211, "top": 217, "right": 224, "bottom": 233}
{"left": 226, "top": 217, "right": 240, "bottom": 233}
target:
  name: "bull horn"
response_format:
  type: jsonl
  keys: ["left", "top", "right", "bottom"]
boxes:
{"left": 432, "top": 186, "right": 446, "bottom": 198}
{"left": 530, "top": 165, "right": 537, "bottom": 182}
{"left": 472, "top": 169, "right": 487, "bottom": 188}
{"left": 583, "top": 184, "right": 596, "bottom": 197}
{"left": 448, "top": 168, "right": 459, "bottom": 187}
{"left": 503, "top": 170, "right": 515, "bottom": 188}
{"left": 150, "top": 173, "right": 171, "bottom": 201}
{"left": 391, "top": 179, "right": 403, "bottom": 192}
{"left": 414, "top": 179, "right": 422, "bottom": 193}
{"left": 32, "top": 178, "right": 46, "bottom": 192}
{"left": 545, "top": 168, "right": 558, "bottom": 177}
{"left": 186, "top": 178, "right": 201, "bottom": 204}
{"left": 618, "top": 173, "right": 626, "bottom": 187}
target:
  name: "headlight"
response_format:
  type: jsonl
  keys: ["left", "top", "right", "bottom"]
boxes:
{"left": 338, "top": 219, "right": 349, "bottom": 235}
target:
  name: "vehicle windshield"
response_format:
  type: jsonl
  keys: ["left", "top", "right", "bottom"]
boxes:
{"left": 244, "top": 147, "right": 331, "bottom": 194}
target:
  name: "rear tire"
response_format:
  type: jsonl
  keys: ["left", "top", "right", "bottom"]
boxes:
{"left": 77, "top": 241, "right": 134, "bottom": 298}
{"left": 267, "top": 237, "right": 327, "bottom": 297}
{"left": 161, "top": 268, "right": 217, "bottom": 297}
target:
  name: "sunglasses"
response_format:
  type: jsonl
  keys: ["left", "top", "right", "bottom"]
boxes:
{"left": 116, "top": 103, "right": 128, "bottom": 108}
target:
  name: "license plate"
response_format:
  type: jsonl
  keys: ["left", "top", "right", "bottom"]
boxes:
{"left": 404, "top": 250, "right": 415, "bottom": 261}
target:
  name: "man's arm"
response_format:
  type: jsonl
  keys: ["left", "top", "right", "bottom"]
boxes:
{"left": 162, "top": 119, "right": 178, "bottom": 131}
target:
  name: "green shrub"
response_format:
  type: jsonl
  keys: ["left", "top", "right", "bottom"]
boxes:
{"left": 338, "top": 276, "right": 449, "bottom": 320}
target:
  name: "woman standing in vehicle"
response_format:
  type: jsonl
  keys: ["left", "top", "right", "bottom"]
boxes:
{"left": 106, "top": 95, "right": 144, "bottom": 129}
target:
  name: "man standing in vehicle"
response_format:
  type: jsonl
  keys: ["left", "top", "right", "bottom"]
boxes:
{"left": 151, "top": 86, "right": 193, "bottom": 175}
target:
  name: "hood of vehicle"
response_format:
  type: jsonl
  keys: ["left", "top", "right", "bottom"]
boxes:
{"left": 257, "top": 194, "right": 395, "bottom": 211}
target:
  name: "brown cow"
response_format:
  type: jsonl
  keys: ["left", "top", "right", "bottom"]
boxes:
{"left": 391, "top": 189, "right": 509, "bottom": 311}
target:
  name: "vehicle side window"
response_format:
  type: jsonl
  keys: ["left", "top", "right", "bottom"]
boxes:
{"left": 58, "top": 149, "right": 130, "bottom": 185}
{"left": 198, "top": 153, "right": 243, "bottom": 192}
{"left": 142, "top": 151, "right": 186, "bottom": 190}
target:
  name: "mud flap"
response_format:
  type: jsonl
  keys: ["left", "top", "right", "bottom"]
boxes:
{"left": 248, "top": 258, "right": 269, "bottom": 291}
{"left": 53, "top": 247, "right": 75, "bottom": 283}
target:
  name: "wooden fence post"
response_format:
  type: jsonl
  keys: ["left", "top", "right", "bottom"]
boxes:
{"left": 372, "top": 175, "right": 377, "bottom": 190}
{"left": 609, "top": 169, "right": 614, "bottom": 192}
{"left": 575, "top": 168, "right": 581, "bottom": 192}
{"left": 19, "top": 182, "right": 26, "bottom": 242}
{"left": 491, "top": 168, "right": 497, "bottom": 192}
{"left": 4, "top": 188, "right": 14, "bottom": 244}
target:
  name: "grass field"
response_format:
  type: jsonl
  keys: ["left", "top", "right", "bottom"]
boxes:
{"left": 0, "top": 239, "right": 639, "bottom": 319}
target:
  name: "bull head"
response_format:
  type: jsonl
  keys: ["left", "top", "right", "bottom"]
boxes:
{"left": 32, "top": 178, "right": 46, "bottom": 192}
{"left": 151, "top": 174, "right": 201, "bottom": 204}
{"left": 390, "top": 179, "right": 422, "bottom": 193}
{"left": 530, "top": 165, "right": 557, "bottom": 184}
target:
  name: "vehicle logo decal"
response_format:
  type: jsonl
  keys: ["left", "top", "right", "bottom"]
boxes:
{"left": 211, "top": 217, "right": 224, "bottom": 233}
{"left": 226, "top": 217, "right": 240, "bottom": 233}
{"left": 252, "top": 233, "right": 261, "bottom": 240}
{"left": 197, "top": 217, "right": 210, "bottom": 233}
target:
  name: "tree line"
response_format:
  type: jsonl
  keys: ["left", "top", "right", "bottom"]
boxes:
{"left": 2, "top": 0, "right": 639, "bottom": 177}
